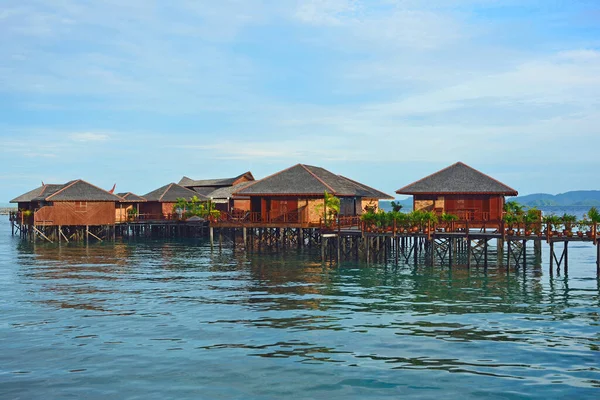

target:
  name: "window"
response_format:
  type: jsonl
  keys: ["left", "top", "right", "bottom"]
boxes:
{"left": 74, "top": 201, "right": 88, "bottom": 212}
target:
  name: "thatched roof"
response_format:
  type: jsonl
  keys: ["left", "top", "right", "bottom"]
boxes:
{"left": 116, "top": 192, "right": 147, "bottom": 203}
{"left": 206, "top": 181, "right": 255, "bottom": 199}
{"left": 396, "top": 162, "right": 518, "bottom": 196}
{"left": 11, "top": 181, "right": 121, "bottom": 203}
{"left": 236, "top": 164, "right": 393, "bottom": 198}
{"left": 178, "top": 171, "right": 254, "bottom": 188}
{"left": 10, "top": 184, "right": 58, "bottom": 203}
{"left": 339, "top": 176, "right": 394, "bottom": 200}
{"left": 142, "top": 183, "right": 207, "bottom": 202}
{"left": 46, "top": 180, "right": 122, "bottom": 201}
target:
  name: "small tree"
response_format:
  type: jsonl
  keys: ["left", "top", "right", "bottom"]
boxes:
{"left": 315, "top": 191, "right": 340, "bottom": 227}
{"left": 390, "top": 201, "right": 403, "bottom": 212}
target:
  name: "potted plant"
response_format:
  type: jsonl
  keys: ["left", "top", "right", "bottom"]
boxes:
{"left": 561, "top": 213, "right": 577, "bottom": 237}
{"left": 577, "top": 218, "right": 590, "bottom": 238}
{"left": 441, "top": 212, "right": 459, "bottom": 232}
{"left": 587, "top": 207, "right": 600, "bottom": 235}
{"left": 542, "top": 215, "right": 560, "bottom": 237}
{"left": 361, "top": 211, "right": 377, "bottom": 232}
{"left": 422, "top": 211, "right": 438, "bottom": 234}
{"left": 523, "top": 208, "right": 540, "bottom": 236}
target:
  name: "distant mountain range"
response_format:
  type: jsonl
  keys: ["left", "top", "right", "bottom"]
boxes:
{"left": 509, "top": 191, "right": 600, "bottom": 207}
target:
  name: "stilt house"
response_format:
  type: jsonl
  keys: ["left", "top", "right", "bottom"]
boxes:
{"left": 10, "top": 180, "right": 121, "bottom": 226}
{"left": 116, "top": 192, "right": 146, "bottom": 222}
{"left": 395, "top": 162, "right": 518, "bottom": 222}
{"left": 140, "top": 183, "right": 206, "bottom": 220}
{"left": 231, "top": 164, "right": 393, "bottom": 226}
{"left": 178, "top": 172, "right": 254, "bottom": 197}
{"left": 204, "top": 181, "right": 255, "bottom": 214}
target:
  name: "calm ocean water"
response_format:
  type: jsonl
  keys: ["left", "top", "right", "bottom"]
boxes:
{"left": 1, "top": 209, "right": 599, "bottom": 399}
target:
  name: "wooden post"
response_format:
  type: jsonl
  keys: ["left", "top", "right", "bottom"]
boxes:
{"left": 210, "top": 227, "right": 214, "bottom": 249}
{"left": 86, "top": 225, "right": 89, "bottom": 246}
{"left": 549, "top": 241, "right": 554, "bottom": 273}
{"left": 497, "top": 239, "right": 504, "bottom": 267}
{"left": 467, "top": 239, "right": 471, "bottom": 268}
{"left": 484, "top": 238, "right": 488, "bottom": 269}
{"left": 507, "top": 239, "right": 511, "bottom": 270}
{"left": 522, "top": 240, "right": 526, "bottom": 269}
{"left": 596, "top": 239, "right": 600, "bottom": 277}
{"left": 337, "top": 235, "right": 341, "bottom": 264}
{"left": 243, "top": 227, "right": 247, "bottom": 247}
{"left": 564, "top": 241, "right": 568, "bottom": 274}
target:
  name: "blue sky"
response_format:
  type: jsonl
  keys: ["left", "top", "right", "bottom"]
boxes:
{"left": 1, "top": 0, "right": 599, "bottom": 201}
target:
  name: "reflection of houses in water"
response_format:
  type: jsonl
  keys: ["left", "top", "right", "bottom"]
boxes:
{"left": 16, "top": 242, "right": 136, "bottom": 313}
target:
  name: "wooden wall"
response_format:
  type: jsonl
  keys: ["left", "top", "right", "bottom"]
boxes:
{"left": 34, "top": 202, "right": 116, "bottom": 226}
{"left": 233, "top": 199, "right": 250, "bottom": 211}
{"left": 414, "top": 194, "right": 505, "bottom": 221}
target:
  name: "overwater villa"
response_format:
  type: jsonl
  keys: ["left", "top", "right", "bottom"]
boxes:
{"left": 212, "top": 164, "right": 393, "bottom": 227}
{"left": 396, "top": 162, "right": 518, "bottom": 223}
{"left": 10, "top": 180, "right": 121, "bottom": 227}
{"left": 178, "top": 172, "right": 255, "bottom": 197}
{"left": 140, "top": 183, "right": 205, "bottom": 220}
{"left": 116, "top": 192, "right": 147, "bottom": 223}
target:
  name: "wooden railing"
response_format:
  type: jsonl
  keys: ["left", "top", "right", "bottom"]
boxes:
{"left": 453, "top": 210, "right": 491, "bottom": 221}
{"left": 213, "top": 210, "right": 303, "bottom": 225}
{"left": 320, "top": 216, "right": 361, "bottom": 231}
{"left": 115, "top": 213, "right": 180, "bottom": 223}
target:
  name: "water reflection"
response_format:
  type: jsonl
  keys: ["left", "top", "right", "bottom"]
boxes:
{"left": 4, "top": 237, "right": 600, "bottom": 398}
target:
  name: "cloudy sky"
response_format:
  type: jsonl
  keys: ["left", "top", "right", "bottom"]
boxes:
{"left": 1, "top": 0, "right": 599, "bottom": 201}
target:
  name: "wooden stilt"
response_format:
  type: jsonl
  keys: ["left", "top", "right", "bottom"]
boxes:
{"left": 564, "top": 241, "right": 568, "bottom": 274}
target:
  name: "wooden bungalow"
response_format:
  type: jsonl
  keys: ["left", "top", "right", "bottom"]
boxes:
{"left": 205, "top": 181, "right": 255, "bottom": 215}
{"left": 10, "top": 180, "right": 121, "bottom": 226}
{"left": 140, "top": 183, "right": 206, "bottom": 220}
{"left": 395, "top": 162, "right": 518, "bottom": 222}
{"left": 227, "top": 164, "right": 393, "bottom": 226}
{"left": 116, "top": 192, "right": 146, "bottom": 223}
{"left": 11, "top": 183, "right": 64, "bottom": 212}
{"left": 178, "top": 172, "right": 255, "bottom": 197}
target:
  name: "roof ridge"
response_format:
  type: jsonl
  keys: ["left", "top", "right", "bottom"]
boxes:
{"left": 300, "top": 164, "right": 336, "bottom": 194}
{"left": 395, "top": 162, "right": 460, "bottom": 194}
{"left": 233, "top": 164, "right": 301, "bottom": 195}
{"left": 159, "top": 183, "right": 174, "bottom": 202}
{"left": 45, "top": 179, "right": 80, "bottom": 200}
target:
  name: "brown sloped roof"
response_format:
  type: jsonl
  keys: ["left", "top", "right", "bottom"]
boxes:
{"left": 206, "top": 181, "right": 255, "bottom": 199}
{"left": 45, "top": 180, "right": 122, "bottom": 201}
{"left": 10, "top": 184, "right": 56, "bottom": 203}
{"left": 339, "top": 176, "right": 394, "bottom": 200}
{"left": 116, "top": 192, "right": 147, "bottom": 202}
{"left": 143, "top": 183, "right": 207, "bottom": 202}
{"left": 395, "top": 162, "right": 518, "bottom": 196}
{"left": 12, "top": 181, "right": 121, "bottom": 202}
{"left": 236, "top": 164, "right": 392, "bottom": 198}
{"left": 178, "top": 171, "right": 254, "bottom": 187}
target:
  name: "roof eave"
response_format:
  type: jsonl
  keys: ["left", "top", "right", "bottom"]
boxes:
{"left": 395, "top": 190, "right": 518, "bottom": 196}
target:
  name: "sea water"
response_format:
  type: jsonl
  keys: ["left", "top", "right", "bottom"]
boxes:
{"left": 0, "top": 213, "right": 599, "bottom": 399}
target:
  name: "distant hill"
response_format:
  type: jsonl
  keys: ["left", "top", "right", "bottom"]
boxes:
{"left": 510, "top": 191, "right": 600, "bottom": 207}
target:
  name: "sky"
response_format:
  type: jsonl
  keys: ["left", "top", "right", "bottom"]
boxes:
{"left": 1, "top": 0, "right": 599, "bottom": 202}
